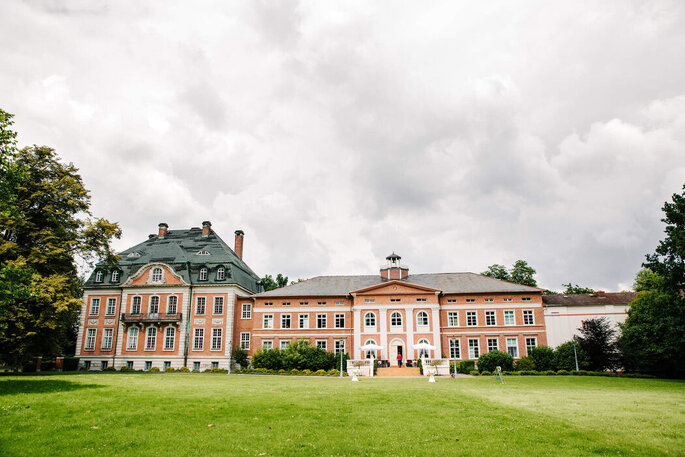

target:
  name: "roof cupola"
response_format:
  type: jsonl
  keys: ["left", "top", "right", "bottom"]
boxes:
{"left": 380, "top": 252, "right": 409, "bottom": 280}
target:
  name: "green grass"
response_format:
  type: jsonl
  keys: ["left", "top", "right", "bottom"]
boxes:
{"left": 0, "top": 374, "right": 683, "bottom": 456}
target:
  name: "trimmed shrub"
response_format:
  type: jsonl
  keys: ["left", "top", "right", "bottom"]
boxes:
{"left": 149, "top": 367, "right": 160, "bottom": 372}
{"left": 480, "top": 370, "right": 492, "bottom": 376}
{"left": 457, "top": 360, "right": 475, "bottom": 374}
{"left": 119, "top": 366, "right": 134, "bottom": 372}
{"left": 301, "top": 369, "right": 312, "bottom": 376}
{"left": 556, "top": 369, "right": 570, "bottom": 375}
{"left": 477, "top": 350, "right": 515, "bottom": 372}
{"left": 469, "top": 370, "right": 480, "bottom": 376}
{"left": 191, "top": 369, "right": 200, "bottom": 373}
{"left": 315, "top": 369, "right": 326, "bottom": 376}
{"left": 328, "top": 369, "right": 340, "bottom": 376}
{"left": 178, "top": 366, "right": 190, "bottom": 373}
{"left": 528, "top": 346, "right": 556, "bottom": 371}
{"left": 165, "top": 367, "right": 176, "bottom": 373}
{"left": 278, "top": 369, "right": 286, "bottom": 374}
{"left": 204, "top": 367, "right": 227, "bottom": 373}
{"left": 290, "top": 369, "right": 300, "bottom": 375}
{"left": 515, "top": 356, "right": 536, "bottom": 371}
{"left": 104, "top": 366, "right": 117, "bottom": 372}
{"left": 571, "top": 370, "right": 589, "bottom": 376}
{"left": 519, "top": 370, "right": 539, "bottom": 376}
{"left": 543, "top": 370, "right": 557, "bottom": 376}
{"left": 63, "top": 357, "right": 79, "bottom": 371}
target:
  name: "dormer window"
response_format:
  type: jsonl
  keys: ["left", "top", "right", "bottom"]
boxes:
{"left": 110, "top": 270, "right": 120, "bottom": 283}
{"left": 127, "top": 252, "right": 140, "bottom": 258}
{"left": 151, "top": 267, "right": 163, "bottom": 283}
{"left": 196, "top": 250, "right": 210, "bottom": 256}
{"left": 94, "top": 270, "right": 104, "bottom": 283}
{"left": 216, "top": 266, "right": 225, "bottom": 281}
{"left": 199, "top": 267, "right": 208, "bottom": 281}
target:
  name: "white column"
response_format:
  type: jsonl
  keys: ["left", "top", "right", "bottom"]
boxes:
{"left": 75, "top": 294, "right": 87, "bottom": 357}
{"left": 379, "top": 309, "right": 388, "bottom": 360}
{"left": 431, "top": 305, "right": 441, "bottom": 358}
{"left": 225, "top": 292, "right": 235, "bottom": 359}
{"left": 406, "top": 308, "right": 414, "bottom": 360}
{"left": 353, "top": 309, "right": 361, "bottom": 359}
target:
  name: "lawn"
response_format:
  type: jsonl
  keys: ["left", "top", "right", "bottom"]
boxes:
{"left": 0, "top": 374, "right": 683, "bottom": 456}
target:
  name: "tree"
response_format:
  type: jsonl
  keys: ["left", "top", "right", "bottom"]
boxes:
{"left": 476, "top": 350, "right": 514, "bottom": 372}
{"left": 554, "top": 341, "right": 589, "bottom": 371}
{"left": 527, "top": 345, "right": 556, "bottom": 371}
{"left": 232, "top": 346, "right": 249, "bottom": 369}
{"left": 575, "top": 318, "right": 618, "bottom": 371}
{"left": 561, "top": 283, "right": 595, "bottom": 294}
{"left": 261, "top": 273, "right": 289, "bottom": 291}
{"left": 481, "top": 264, "right": 509, "bottom": 281}
{"left": 481, "top": 260, "right": 538, "bottom": 287}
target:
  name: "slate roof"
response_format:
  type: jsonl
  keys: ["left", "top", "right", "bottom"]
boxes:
{"left": 84, "top": 227, "right": 261, "bottom": 293}
{"left": 542, "top": 292, "right": 636, "bottom": 307}
{"left": 254, "top": 272, "right": 542, "bottom": 297}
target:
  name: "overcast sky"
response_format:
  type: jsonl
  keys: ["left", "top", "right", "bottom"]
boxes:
{"left": 2, "top": 1, "right": 685, "bottom": 291}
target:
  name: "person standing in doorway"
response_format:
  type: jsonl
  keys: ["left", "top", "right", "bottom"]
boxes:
{"left": 397, "top": 353, "right": 403, "bottom": 367}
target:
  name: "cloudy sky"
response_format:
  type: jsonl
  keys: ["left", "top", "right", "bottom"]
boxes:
{"left": 2, "top": 1, "right": 685, "bottom": 291}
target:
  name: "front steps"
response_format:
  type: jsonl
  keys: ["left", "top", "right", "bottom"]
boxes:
{"left": 376, "top": 366, "right": 422, "bottom": 377}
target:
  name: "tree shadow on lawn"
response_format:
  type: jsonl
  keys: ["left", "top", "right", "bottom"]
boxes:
{"left": 0, "top": 379, "right": 101, "bottom": 396}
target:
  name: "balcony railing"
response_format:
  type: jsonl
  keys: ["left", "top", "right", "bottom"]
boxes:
{"left": 120, "top": 313, "right": 182, "bottom": 323}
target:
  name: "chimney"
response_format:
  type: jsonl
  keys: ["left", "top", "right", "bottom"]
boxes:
{"left": 202, "top": 221, "right": 212, "bottom": 237}
{"left": 596, "top": 290, "right": 606, "bottom": 297}
{"left": 234, "top": 230, "right": 244, "bottom": 259}
{"left": 158, "top": 223, "right": 168, "bottom": 239}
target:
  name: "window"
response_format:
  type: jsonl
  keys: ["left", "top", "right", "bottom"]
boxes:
{"left": 447, "top": 312, "right": 459, "bottom": 327}
{"left": 216, "top": 266, "right": 225, "bottom": 281}
{"left": 416, "top": 311, "right": 429, "bottom": 327}
{"left": 241, "top": 303, "right": 252, "bottom": 319}
{"left": 317, "top": 301, "right": 326, "bottom": 306}
{"left": 484, "top": 298, "right": 493, "bottom": 302}
{"left": 504, "top": 310, "right": 515, "bottom": 325}
{"left": 164, "top": 361, "right": 171, "bottom": 370}
{"left": 468, "top": 339, "right": 480, "bottom": 359}
{"left": 263, "top": 314, "right": 274, "bottom": 329}
{"left": 487, "top": 338, "right": 498, "bottom": 352}
{"left": 90, "top": 298, "right": 100, "bottom": 316}
{"left": 449, "top": 339, "right": 461, "bottom": 359}
{"left": 199, "top": 267, "right": 208, "bottom": 281}
{"left": 390, "top": 312, "right": 402, "bottom": 327}
{"left": 364, "top": 339, "right": 377, "bottom": 359}
{"left": 417, "top": 339, "right": 430, "bottom": 358}
{"left": 485, "top": 311, "right": 496, "bottom": 326}
{"left": 317, "top": 314, "right": 327, "bottom": 329}
{"left": 84, "top": 361, "right": 91, "bottom": 370}
{"left": 390, "top": 298, "right": 400, "bottom": 303}
{"left": 213, "top": 297, "right": 224, "bottom": 314}
{"left": 280, "top": 340, "right": 290, "bottom": 350}
{"left": 126, "top": 361, "right": 133, "bottom": 370}
{"left": 211, "top": 362, "right": 219, "bottom": 369}
{"left": 503, "top": 298, "right": 512, "bottom": 302}
{"left": 127, "top": 327, "right": 138, "bottom": 350}
{"left": 101, "top": 361, "right": 108, "bottom": 370}
{"left": 447, "top": 299, "right": 456, "bottom": 303}
{"left": 466, "top": 311, "right": 477, "bottom": 326}
{"left": 466, "top": 299, "right": 475, "bottom": 303}
{"left": 281, "top": 314, "right": 291, "bottom": 329}
{"left": 506, "top": 338, "right": 518, "bottom": 358}
{"left": 335, "top": 301, "right": 344, "bottom": 305}
{"left": 149, "top": 296, "right": 160, "bottom": 314}
{"left": 317, "top": 341, "right": 327, "bottom": 350}
{"left": 364, "top": 312, "right": 376, "bottom": 327}
{"left": 582, "top": 320, "right": 590, "bottom": 331}
{"left": 335, "top": 340, "right": 345, "bottom": 354}
{"left": 416, "top": 298, "right": 426, "bottom": 302}
{"left": 151, "top": 267, "right": 163, "bottom": 282}
{"left": 262, "top": 341, "right": 273, "bottom": 350}
{"left": 335, "top": 313, "right": 345, "bottom": 328}
{"left": 193, "top": 362, "right": 200, "bottom": 371}
{"left": 164, "top": 327, "right": 175, "bottom": 350}
{"left": 299, "top": 314, "right": 309, "bottom": 329}
{"left": 299, "top": 302, "right": 308, "bottom": 306}
{"left": 211, "top": 328, "right": 222, "bottom": 350}
{"left": 167, "top": 296, "right": 178, "bottom": 314}
{"left": 85, "top": 328, "right": 96, "bottom": 350}
{"left": 264, "top": 302, "right": 273, "bottom": 306}
{"left": 522, "top": 297, "right": 531, "bottom": 302}
{"left": 145, "top": 361, "right": 152, "bottom": 371}
{"left": 525, "top": 337, "right": 537, "bottom": 354}
{"left": 131, "top": 296, "right": 142, "bottom": 314}
{"left": 196, "top": 250, "right": 210, "bottom": 256}
{"left": 282, "top": 302, "right": 291, "bottom": 306}
{"left": 523, "top": 310, "right": 534, "bottom": 325}
{"left": 146, "top": 327, "right": 157, "bottom": 350}
{"left": 101, "top": 328, "right": 113, "bottom": 350}
{"left": 364, "top": 299, "right": 375, "bottom": 303}
{"left": 240, "top": 332, "right": 250, "bottom": 351}
{"left": 193, "top": 328, "right": 204, "bottom": 350}
{"left": 196, "top": 297, "right": 206, "bottom": 315}
{"left": 105, "top": 298, "right": 116, "bottom": 316}
{"left": 127, "top": 252, "right": 141, "bottom": 258}
{"left": 94, "top": 270, "right": 104, "bottom": 283}
{"left": 111, "top": 270, "right": 120, "bottom": 283}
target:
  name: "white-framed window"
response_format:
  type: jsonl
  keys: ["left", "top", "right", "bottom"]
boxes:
{"left": 335, "top": 340, "right": 345, "bottom": 354}
{"left": 151, "top": 267, "right": 163, "bottom": 283}
{"left": 416, "top": 311, "right": 429, "bottom": 327}
{"left": 101, "top": 328, "right": 113, "bottom": 350}
{"left": 216, "top": 266, "right": 225, "bottom": 281}
{"left": 241, "top": 303, "right": 252, "bottom": 319}
{"left": 525, "top": 337, "right": 537, "bottom": 354}
{"left": 299, "top": 313, "right": 309, "bottom": 329}
{"left": 390, "top": 298, "right": 400, "bottom": 303}
{"left": 106, "top": 298, "right": 116, "bottom": 315}
{"left": 484, "top": 298, "right": 494, "bottom": 302}
{"left": 264, "top": 302, "right": 273, "bottom": 306}
{"left": 447, "top": 312, "right": 459, "bottom": 327}
{"left": 468, "top": 338, "right": 480, "bottom": 359}
{"left": 417, "top": 338, "right": 431, "bottom": 358}
{"left": 447, "top": 299, "right": 456, "bottom": 303}
{"left": 280, "top": 340, "right": 290, "bottom": 350}
{"left": 131, "top": 296, "right": 142, "bottom": 314}
{"left": 213, "top": 297, "right": 224, "bottom": 315}
{"left": 196, "top": 297, "right": 206, "bottom": 315}
{"left": 210, "top": 361, "right": 219, "bottom": 369}
{"left": 316, "top": 340, "right": 327, "bottom": 350}
{"left": 364, "top": 339, "right": 377, "bottom": 359}
{"left": 100, "top": 361, "right": 108, "bottom": 370}
{"left": 111, "top": 270, "right": 120, "bottom": 282}
{"left": 164, "top": 327, "right": 175, "bottom": 350}
{"left": 281, "top": 314, "right": 291, "bottom": 329}
{"left": 240, "top": 332, "right": 250, "bottom": 351}
{"left": 167, "top": 296, "right": 178, "bottom": 314}
{"left": 466, "top": 299, "right": 475, "bottom": 303}
{"left": 466, "top": 311, "right": 477, "bottom": 326}
{"left": 317, "top": 301, "right": 326, "bottom": 306}
{"left": 506, "top": 337, "right": 518, "bottom": 358}
{"left": 335, "top": 313, "right": 345, "bottom": 328}
{"left": 145, "top": 327, "right": 157, "bottom": 350}
{"left": 364, "top": 312, "right": 376, "bottom": 327}
{"left": 262, "top": 340, "right": 272, "bottom": 350}
{"left": 335, "top": 301, "right": 344, "bottom": 305}
{"left": 449, "top": 339, "right": 461, "bottom": 359}
{"left": 522, "top": 297, "right": 531, "bottom": 302}
{"left": 127, "top": 327, "right": 138, "bottom": 350}
{"left": 504, "top": 310, "right": 515, "bottom": 325}
{"left": 503, "top": 298, "right": 512, "bottom": 302}
{"left": 199, "top": 267, "right": 208, "bottom": 281}
{"left": 364, "top": 299, "right": 374, "bottom": 303}
{"left": 485, "top": 311, "right": 496, "bottom": 326}
{"left": 282, "top": 302, "right": 291, "bottom": 306}
{"left": 164, "top": 361, "right": 171, "bottom": 370}
{"left": 416, "top": 298, "right": 427, "bottom": 302}
{"left": 94, "top": 270, "right": 104, "bottom": 283}
{"left": 193, "top": 328, "right": 204, "bottom": 350}
{"left": 126, "top": 361, "right": 134, "bottom": 369}
{"left": 149, "top": 296, "right": 160, "bottom": 314}
{"left": 144, "top": 361, "right": 153, "bottom": 371}
{"left": 299, "top": 302, "right": 308, "bottom": 306}
{"left": 317, "top": 314, "right": 327, "bottom": 329}
{"left": 89, "top": 298, "right": 100, "bottom": 316}
{"left": 487, "top": 338, "right": 498, "bottom": 352}
{"left": 263, "top": 314, "right": 274, "bottom": 329}
{"left": 192, "top": 362, "right": 200, "bottom": 371}
{"left": 390, "top": 312, "right": 402, "bottom": 327}
{"left": 523, "top": 310, "right": 535, "bottom": 325}
{"left": 211, "top": 328, "right": 222, "bottom": 350}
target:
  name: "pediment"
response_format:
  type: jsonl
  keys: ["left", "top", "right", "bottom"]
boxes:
{"left": 351, "top": 280, "right": 441, "bottom": 295}
{"left": 123, "top": 263, "right": 188, "bottom": 287}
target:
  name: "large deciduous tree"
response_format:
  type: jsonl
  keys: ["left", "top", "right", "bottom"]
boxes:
{"left": 261, "top": 273, "right": 289, "bottom": 291}
{"left": 482, "top": 260, "right": 538, "bottom": 287}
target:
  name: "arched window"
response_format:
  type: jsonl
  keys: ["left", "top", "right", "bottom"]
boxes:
{"left": 365, "top": 339, "right": 377, "bottom": 359}
{"left": 151, "top": 267, "right": 163, "bottom": 282}
{"left": 199, "top": 266, "right": 208, "bottom": 281}
{"left": 364, "top": 312, "right": 376, "bottom": 327}
{"left": 390, "top": 312, "right": 402, "bottom": 327}
{"left": 94, "top": 270, "right": 104, "bottom": 283}
{"left": 216, "top": 266, "right": 225, "bottom": 281}
{"left": 110, "top": 270, "right": 120, "bottom": 283}
{"left": 417, "top": 338, "right": 430, "bottom": 359}
{"left": 167, "top": 296, "right": 178, "bottom": 314}
{"left": 416, "top": 311, "right": 429, "bottom": 327}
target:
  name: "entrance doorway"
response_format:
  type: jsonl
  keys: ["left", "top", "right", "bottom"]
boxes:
{"left": 389, "top": 339, "right": 404, "bottom": 367}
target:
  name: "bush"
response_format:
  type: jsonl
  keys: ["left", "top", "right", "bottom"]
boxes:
{"left": 519, "top": 370, "right": 539, "bottom": 376}
{"left": 314, "top": 369, "right": 326, "bottom": 376}
{"left": 571, "top": 370, "right": 589, "bottom": 376}
{"left": 178, "top": 366, "right": 190, "bottom": 373}
{"left": 232, "top": 347, "right": 249, "bottom": 369}
{"left": 165, "top": 367, "right": 176, "bottom": 373}
{"left": 480, "top": 370, "right": 492, "bottom": 376}
{"left": 119, "top": 366, "right": 134, "bottom": 372}
{"left": 41, "top": 361, "right": 56, "bottom": 371}
{"left": 22, "top": 362, "right": 36, "bottom": 373}
{"left": 503, "top": 371, "right": 519, "bottom": 376}
{"left": 149, "top": 367, "right": 160, "bottom": 372}
{"left": 290, "top": 369, "right": 300, "bottom": 375}
{"left": 191, "top": 369, "right": 200, "bottom": 373}
{"left": 278, "top": 369, "right": 286, "bottom": 374}
{"left": 543, "top": 370, "right": 556, "bottom": 376}
{"left": 63, "top": 357, "right": 79, "bottom": 371}
{"left": 204, "top": 367, "right": 227, "bottom": 373}
{"left": 554, "top": 341, "right": 589, "bottom": 371}
{"left": 457, "top": 360, "right": 475, "bottom": 374}
{"left": 328, "top": 369, "right": 340, "bottom": 376}
{"left": 528, "top": 346, "right": 556, "bottom": 371}
{"left": 251, "top": 348, "right": 283, "bottom": 371}
{"left": 515, "top": 356, "right": 536, "bottom": 371}
{"left": 104, "top": 366, "right": 117, "bottom": 372}
{"left": 477, "top": 350, "right": 515, "bottom": 372}
{"left": 556, "top": 369, "right": 570, "bottom": 375}
{"left": 301, "top": 369, "right": 312, "bottom": 376}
